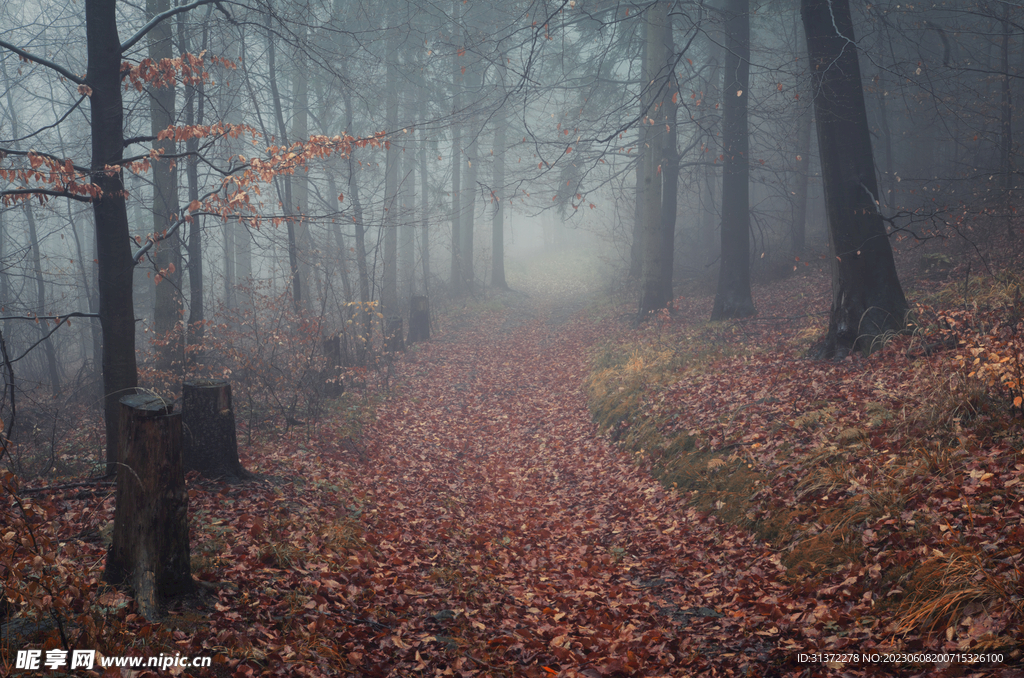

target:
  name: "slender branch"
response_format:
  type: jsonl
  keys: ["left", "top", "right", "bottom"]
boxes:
{"left": 0, "top": 312, "right": 100, "bottom": 322}
{"left": 120, "top": 0, "right": 233, "bottom": 53}
{"left": 0, "top": 96, "right": 87, "bottom": 145}
{"left": 10, "top": 315, "right": 80, "bottom": 364}
{"left": 0, "top": 40, "right": 86, "bottom": 85}
{"left": 133, "top": 187, "right": 222, "bottom": 263}
{"left": 0, "top": 147, "right": 90, "bottom": 173}
{"left": 0, "top": 188, "right": 94, "bottom": 203}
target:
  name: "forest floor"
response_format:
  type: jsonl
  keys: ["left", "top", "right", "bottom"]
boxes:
{"left": 4, "top": 247, "right": 1024, "bottom": 677}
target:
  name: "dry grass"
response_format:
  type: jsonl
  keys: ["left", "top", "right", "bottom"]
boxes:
{"left": 896, "top": 546, "right": 1021, "bottom": 643}
{"left": 586, "top": 271, "right": 1024, "bottom": 653}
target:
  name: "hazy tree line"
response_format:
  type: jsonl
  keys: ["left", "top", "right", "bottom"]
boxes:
{"left": 1, "top": 0, "right": 1022, "bottom": 466}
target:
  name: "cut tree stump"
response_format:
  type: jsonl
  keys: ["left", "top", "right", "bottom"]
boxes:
{"left": 386, "top": 316, "right": 405, "bottom": 353}
{"left": 104, "top": 394, "right": 193, "bottom": 619}
{"left": 408, "top": 296, "right": 430, "bottom": 344}
{"left": 182, "top": 379, "right": 250, "bottom": 481}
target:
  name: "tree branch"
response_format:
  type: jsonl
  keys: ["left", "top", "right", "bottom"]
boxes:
{"left": 0, "top": 188, "right": 94, "bottom": 203}
{"left": 0, "top": 96, "right": 87, "bottom": 145}
{"left": 0, "top": 147, "right": 91, "bottom": 173}
{"left": 133, "top": 187, "right": 222, "bottom": 264}
{"left": 0, "top": 313, "right": 100, "bottom": 322}
{"left": 0, "top": 40, "right": 86, "bottom": 85}
{"left": 123, "top": 135, "right": 157, "bottom": 148}
{"left": 120, "top": 0, "right": 233, "bottom": 53}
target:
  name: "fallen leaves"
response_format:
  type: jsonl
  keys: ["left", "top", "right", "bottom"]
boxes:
{"left": 5, "top": 266, "right": 1024, "bottom": 676}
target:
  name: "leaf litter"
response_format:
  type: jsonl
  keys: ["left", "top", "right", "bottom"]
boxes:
{"left": 5, "top": 271, "right": 1024, "bottom": 677}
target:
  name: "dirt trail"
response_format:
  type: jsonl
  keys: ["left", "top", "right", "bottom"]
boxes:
{"left": 347, "top": 296, "right": 815, "bottom": 677}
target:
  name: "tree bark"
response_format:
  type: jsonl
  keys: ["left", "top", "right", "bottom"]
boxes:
{"left": 802, "top": 0, "right": 909, "bottom": 357}
{"left": 711, "top": 0, "right": 755, "bottom": 320}
{"left": 87, "top": 0, "right": 140, "bottom": 475}
{"left": 104, "top": 394, "right": 193, "bottom": 618}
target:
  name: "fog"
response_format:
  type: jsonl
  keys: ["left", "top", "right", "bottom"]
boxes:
{"left": 0, "top": 0, "right": 1019, "bottom": 385}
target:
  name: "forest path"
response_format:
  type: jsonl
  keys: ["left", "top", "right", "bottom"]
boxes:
{"left": 346, "top": 293, "right": 815, "bottom": 677}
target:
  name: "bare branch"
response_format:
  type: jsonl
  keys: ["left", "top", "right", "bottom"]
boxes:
{"left": 0, "top": 40, "right": 86, "bottom": 85}
{"left": 0, "top": 96, "right": 87, "bottom": 145}
{"left": 120, "top": 0, "right": 234, "bottom": 53}
{"left": 0, "top": 188, "right": 94, "bottom": 203}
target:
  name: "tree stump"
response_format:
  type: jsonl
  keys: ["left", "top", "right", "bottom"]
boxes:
{"left": 408, "top": 296, "right": 430, "bottom": 344}
{"left": 104, "top": 394, "right": 193, "bottom": 618}
{"left": 182, "top": 379, "right": 249, "bottom": 480}
{"left": 385, "top": 316, "right": 405, "bottom": 353}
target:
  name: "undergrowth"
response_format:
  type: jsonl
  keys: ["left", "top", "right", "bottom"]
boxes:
{"left": 587, "top": 271, "right": 1024, "bottom": 656}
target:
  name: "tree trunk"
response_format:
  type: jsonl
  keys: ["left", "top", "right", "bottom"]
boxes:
{"left": 382, "top": 22, "right": 400, "bottom": 313}
{"left": 659, "top": 76, "right": 679, "bottom": 304}
{"left": 802, "top": 0, "right": 909, "bottom": 357}
{"left": 223, "top": 212, "right": 235, "bottom": 308}
{"left": 26, "top": 208, "right": 61, "bottom": 396}
{"left": 460, "top": 133, "right": 477, "bottom": 294}
{"left": 1001, "top": 3, "right": 1014, "bottom": 237}
{"left": 179, "top": 12, "right": 208, "bottom": 354}
{"left": 343, "top": 89, "right": 371, "bottom": 358}
{"left": 791, "top": 94, "right": 812, "bottom": 256}
{"left": 87, "top": 0, "right": 140, "bottom": 475}
{"left": 450, "top": 1, "right": 464, "bottom": 294}
{"left": 874, "top": 59, "right": 895, "bottom": 212}
{"left": 419, "top": 80, "right": 431, "bottom": 296}
{"left": 292, "top": 39, "right": 316, "bottom": 305}
{"left": 0, "top": 212, "right": 8, "bottom": 345}
{"left": 401, "top": 136, "right": 416, "bottom": 300}
{"left": 630, "top": 25, "right": 648, "bottom": 283}
{"left": 491, "top": 86, "right": 508, "bottom": 289}
{"left": 460, "top": 58, "right": 480, "bottom": 293}
{"left": 711, "top": 0, "right": 755, "bottom": 320}
{"left": 182, "top": 379, "right": 249, "bottom": 480}
{"left": 266, "top": 13, "right": 302, "bottom": 310}
{"left": 104, "top": 394, "right": 193, "bottom": 618}
{"left": 638, "top": 1, "right": 677, "bottom": 316}
{"left": 1, "top": 56, "right": 61, "bottom": 396}
{"left": 149, "top": 0, "right": 182, "bottom": 374}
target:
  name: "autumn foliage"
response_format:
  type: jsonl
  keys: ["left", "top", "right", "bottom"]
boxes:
{"left": 3, "top": 254, "right": 1024, "bottom": 676}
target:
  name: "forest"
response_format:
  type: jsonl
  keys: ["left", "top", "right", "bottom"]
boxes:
{"left": 2, "top": 0, "right": 1024, "bottom": 675}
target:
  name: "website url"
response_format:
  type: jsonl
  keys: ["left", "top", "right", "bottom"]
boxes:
{"left": 15, "top": 649, "right": 212, "bottom": 671}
